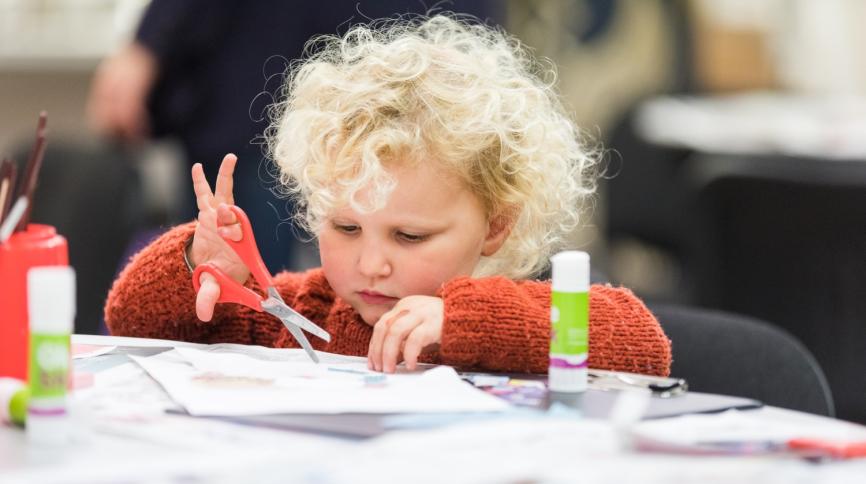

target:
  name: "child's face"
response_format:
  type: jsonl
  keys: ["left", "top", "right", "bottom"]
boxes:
{"left": 319, "top": 162, "right": 500, "bottom": 325}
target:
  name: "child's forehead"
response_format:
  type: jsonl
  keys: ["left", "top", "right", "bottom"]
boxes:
{"left": 329, "top": 161, "right": 482, "bottom": 217}
{"left": 377, "top": 159, "right": 461, "bottom": 192}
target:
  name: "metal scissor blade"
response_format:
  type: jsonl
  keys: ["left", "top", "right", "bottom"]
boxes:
{"left": 263, "top": 289, "right": 331, "bottom": 342}
{"left": 284, "top": 322, "right": 319, "bottom": 363}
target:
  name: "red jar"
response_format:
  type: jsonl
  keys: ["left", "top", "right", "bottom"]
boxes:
{"left": 0, "top": 224, "right": 68, "bottom": 380}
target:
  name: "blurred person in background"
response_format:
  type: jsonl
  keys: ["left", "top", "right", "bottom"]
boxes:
{"left": 88, "top": 0, "right": 500, "bottom": 272}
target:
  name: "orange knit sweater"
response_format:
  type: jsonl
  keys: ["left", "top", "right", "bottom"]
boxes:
{"left": 104, "top": 223, "right": 671, "bottom": 376}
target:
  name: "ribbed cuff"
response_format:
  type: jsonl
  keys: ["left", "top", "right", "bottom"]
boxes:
{"left": 183, "top": 234, "right": 195, "bottom": 273}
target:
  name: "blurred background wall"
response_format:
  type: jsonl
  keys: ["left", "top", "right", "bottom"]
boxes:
{"left": 0, "top": 0, "right": 143, "bottom": 148}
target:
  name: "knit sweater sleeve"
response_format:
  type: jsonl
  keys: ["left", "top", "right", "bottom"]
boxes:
{"left": 437, "top": 277, "right": 671, "bottom": 376}
{"left": 104, "top": 222, "right": 305, "bottom": 346}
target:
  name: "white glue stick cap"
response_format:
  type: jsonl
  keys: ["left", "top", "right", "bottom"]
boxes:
{"left": 27, "top": 266, "right": 76, "bottom": 333}
{"left": 550, "top": 251, "right": 590, "bottom": 293}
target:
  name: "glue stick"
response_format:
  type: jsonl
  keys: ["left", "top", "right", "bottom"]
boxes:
{"left": 0, "top": 378, "right": 29, "bottom": 427}
{"left": 549, "top": 251, "right": 589, "bottom": 393}
{"left": 27, "top": 266, "right": 75, "bottom": 445}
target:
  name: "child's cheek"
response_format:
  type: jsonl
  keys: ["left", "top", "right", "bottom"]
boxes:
{"left": 399, "top": 258, "right": 460, "bottom": 296}
{"left": 318, "top": 237, "right": 351, "bottom": 293}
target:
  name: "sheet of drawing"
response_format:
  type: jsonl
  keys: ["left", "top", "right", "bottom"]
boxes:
{"left": 197, "top": 343, "right": 394, "bottom": 365}
{"left": 72, "top": 333, "right": 206, "bottom": 349}
{"left": 130, "top": 347, "right": 508, "bottom": 416}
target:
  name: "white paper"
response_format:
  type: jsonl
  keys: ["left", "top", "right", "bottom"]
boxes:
{"left": 73, "top": 333, "right": 207, "bottom": 349}
{"left": 74, "top": 361, "right": 183, "bottom": 418}
{"left": 633, "top": 407, "right": 866, "bottom": 446}
{"left": 72, "top": 343, "right": 117, "bottom": 359}
{"left": 130, "top": 347, "right": 508, "bottom": 416}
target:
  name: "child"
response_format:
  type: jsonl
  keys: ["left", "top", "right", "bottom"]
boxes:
{"left": 105, "top": 15, "right": 671, "bottom": 376}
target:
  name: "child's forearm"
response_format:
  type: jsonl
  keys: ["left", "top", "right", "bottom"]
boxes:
{"left": 437, "top": 278, "right": 672, "bottom": 376}
{"left": 104, "top": 222, "right": 213, "bottom": 342}
{"left": 104, "top": 222, "right": 312, "bottom": 347}
{"left": 438, "top": 276, "right": 551, "bottom": 373}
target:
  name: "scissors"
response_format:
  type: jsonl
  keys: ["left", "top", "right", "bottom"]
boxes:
{"left": 192, "top": 205, "right": 331, "bottom": 362}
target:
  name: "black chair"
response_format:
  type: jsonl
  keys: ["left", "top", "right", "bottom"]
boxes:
{"left": 688, "top": 157, "right": 866, "bottom": 424}
{"left": 652, "top": 303, "right": 834, "bottom": 418}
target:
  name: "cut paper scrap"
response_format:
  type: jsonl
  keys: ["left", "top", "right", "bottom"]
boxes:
{"left": 130, "top": 347, "right": 508, "bottom": 416}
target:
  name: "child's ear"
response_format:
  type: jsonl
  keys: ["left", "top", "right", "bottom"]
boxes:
{"left": 481, "top": 212, "right": 514, "bottom": 257}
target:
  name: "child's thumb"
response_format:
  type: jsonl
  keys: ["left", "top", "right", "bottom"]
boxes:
{"left": 195, "top": 272, "right": 221, "bottom": 322}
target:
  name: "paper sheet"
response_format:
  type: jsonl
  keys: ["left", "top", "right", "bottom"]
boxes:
{"left": 72, "top": 343, "right": 117, "bottom": 359}
{"left": 72, "top": 334, "right": 206, "bottom": 349}
{"left": 633, "top": 408, "right": 866, "bottom": 446}
{"left": 130, "top": 347, "right": 508, "bottom": 416}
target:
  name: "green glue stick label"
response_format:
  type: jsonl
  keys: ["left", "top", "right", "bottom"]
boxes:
{"left": 550, "top": 290, "right": 589, "bottom": 358}
{"left": 28, "top": 333, "right": 70, "bottom": 400}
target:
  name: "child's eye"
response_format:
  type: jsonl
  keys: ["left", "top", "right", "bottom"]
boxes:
{"left": 333, "top": 223, "right": 359, "bottom": 235}
{"left": 396, "top": 231, "right": 429, "bottom": 243}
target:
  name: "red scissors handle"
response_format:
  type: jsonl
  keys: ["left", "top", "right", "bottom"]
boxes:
{"left": 220, "top": 205, "right": 274, "bottom": 290}
{"left": 193, "top": 262, "right": 264, "bottom": 312}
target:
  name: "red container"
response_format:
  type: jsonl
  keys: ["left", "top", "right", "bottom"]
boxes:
{"left": 0, "top": 224, "right": 68, "bottom": 380}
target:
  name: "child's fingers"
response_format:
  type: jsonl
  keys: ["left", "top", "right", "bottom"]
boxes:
{"left": 381, "top": 314, "right": 422, "bottom": 373}
{"left": 216, "top": 204, "right": 242, "bottom": 241}
{"left": 195, "top": 272, "right": 221, "bottom": 322}
{"left": 213, "top": 154, "right": 237, "bottom": 205}
{"left": 368, "top": 308, "right": 406, "bottom": 371}
{"left": 368, "top": 320, "right": 387, "bottom": 371}
{"left": 217, "top": 225, "right": 243, "bottom": 242}
{"left": 191, "top": 163, "right": 215, "bottom": 212}
{"left": 402, "top": 327, "right": 435, "bottom": 371}
{"left": 197, "top": 205, "right": 216, "bottom": 227}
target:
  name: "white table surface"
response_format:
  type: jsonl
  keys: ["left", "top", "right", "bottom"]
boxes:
{"left": 2, "top": 335, "right": 865, "bottom": 484}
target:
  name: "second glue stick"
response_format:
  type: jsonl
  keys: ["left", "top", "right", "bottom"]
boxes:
{"left": 27, "top": 266, "right": 75, "bottom": 445}
{"left": 549, "top": 251, "right": 589, "bottom": 393}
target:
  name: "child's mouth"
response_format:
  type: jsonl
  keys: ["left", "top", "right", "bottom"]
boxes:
{"left": 357, "top": 290, "right": 398, "bottom": 305}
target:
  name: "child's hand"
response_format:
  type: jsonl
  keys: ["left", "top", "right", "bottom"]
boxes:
{"left": 189, "top": 154, "right": 250, "bottom": 322}
{"left": 367, "top": 296, "right": 444, "bottom": 373}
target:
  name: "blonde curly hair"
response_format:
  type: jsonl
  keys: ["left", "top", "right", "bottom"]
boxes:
{"left": 268, "top": 14, "right": 597, "bottom": 279}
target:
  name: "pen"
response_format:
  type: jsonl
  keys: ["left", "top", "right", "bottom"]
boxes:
{"left": 689, "top": 438, "right": 866, "bottom": 460}
{"left": 14, "top": 111, "right": 47, "bottom": 233}
{"left": 787, "top": 437, "right": 866, "bottom": 460}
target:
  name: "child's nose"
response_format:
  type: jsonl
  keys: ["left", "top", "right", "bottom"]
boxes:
{"left": 357, "top": 241, "right": 392, "bottom": 279}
